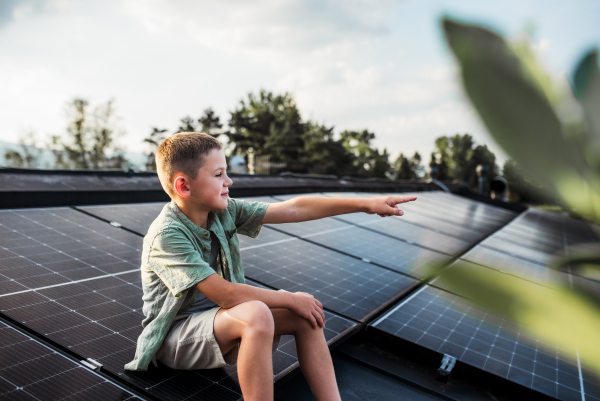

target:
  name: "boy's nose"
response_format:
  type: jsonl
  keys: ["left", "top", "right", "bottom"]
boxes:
{"left": 224, "top": 175, "right": 233, "bottom": 187}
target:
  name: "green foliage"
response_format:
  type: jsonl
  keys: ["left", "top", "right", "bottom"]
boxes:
{"left": 443, "top": 19, "right": 598, "bottom": 221}
{"left": 300, "top": 122, "right": 357, "bottom": 176}
{"left": 198, "top": 107, "right": 223, "bottom": 137}
{"left": 226, "top": 90, "right": 389, "bottom": 177}
{"left": 394, "top": 152, "right": 423, "bottom": 180}
{"left": 143, "top": 128, "right": 168, "bottom": 171}
{"left": 431, "top": 133, "right": 497, "bottom": 190}
{"left": 437, "top": 17, "right": 600, "bottom": 374}
{"left": 51, "top": 98, "right": 128, "bottom": 169}
{"left": 3, "top": 131, "right": 42, "bottom": 168}
{"left": 227, "top": 90, "right": 305, "bottom": 171}
{"left": 502, "top": 159, "right": 552, "bottom": 204}
{"left": 340, "top": 129, "right": 391, "bottom": 178}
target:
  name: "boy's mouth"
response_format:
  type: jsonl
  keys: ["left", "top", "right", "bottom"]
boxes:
{"left": 221, "top": 192, "right": 229, "bottom": 197}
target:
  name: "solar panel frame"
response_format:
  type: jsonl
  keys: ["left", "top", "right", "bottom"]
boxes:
{"left": 371, "top": 285, "right": 585, "bottom": 401}
{"left": 0, "top": 208, "right": 142, "bottom": 296}
{"left": 76, "top": 203, "right": 168, "bottom": 237}
{"left": 0, "top": 319, "right": 141, "bottom": 400}
{"left": 459, "top": 247, "right": 558, "bottom": 286}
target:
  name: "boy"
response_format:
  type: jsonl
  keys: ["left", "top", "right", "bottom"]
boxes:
{"left": 125, "top": 132, "right": 416, "bottom": 401}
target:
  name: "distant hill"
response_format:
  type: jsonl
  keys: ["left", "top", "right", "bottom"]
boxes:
{"left": 0, "top": 140, "right": 147, "bottom": 170}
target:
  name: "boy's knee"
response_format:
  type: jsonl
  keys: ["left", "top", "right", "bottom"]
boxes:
{"left": 243, "top": 300, "right": 274, "bottom": 336}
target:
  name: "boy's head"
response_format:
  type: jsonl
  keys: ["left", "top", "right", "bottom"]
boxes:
{"left": 156, "top": 133, "right": 229, "bottom": 207}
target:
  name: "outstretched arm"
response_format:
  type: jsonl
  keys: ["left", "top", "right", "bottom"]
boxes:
{"left": 261, "top": 196, "right": 417, "bottom": 224}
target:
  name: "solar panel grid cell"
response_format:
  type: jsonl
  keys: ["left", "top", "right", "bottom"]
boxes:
{"left": 283, "top": 225, "right": 450, "bottom": 279}
{"left": 240, "top": 231, "right": 419, "bottom": 321}
{"left": 480, "top": 237, "right": 554, "bottom": 266}
{"left": 331, "top": 215, "right": 472, "bottom": 255}
{"left": 460, "top": 247, "right": 556, "bottom": 285}
{"left": 0, "top": 320, "right": 140, "bottom": 400}
{"left": 77, "top": 203, "right": 167, "bottom": 236}
{"left": 386, "top": 192, "right": 513, "bottom": 228}
{"left": 0, "top": 209, "right": 142, "bottom": 296}
{"left": 320, "top": 192, "right": 502, "bottom": 241}
{"left": 372, "top": 286, "right": 583, "bottom": 401}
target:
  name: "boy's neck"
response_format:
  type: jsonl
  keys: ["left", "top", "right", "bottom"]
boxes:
{"left": 175, "top": 199, "right": 210, "bottom": 230}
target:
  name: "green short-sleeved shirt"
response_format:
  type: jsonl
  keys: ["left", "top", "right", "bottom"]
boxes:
{"left": 124, "top": 198, "right": 269, "bottom": 371}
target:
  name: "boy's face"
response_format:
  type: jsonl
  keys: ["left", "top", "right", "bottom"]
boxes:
{"left": 175, "top": 148, "right": 232, "bottom": 211}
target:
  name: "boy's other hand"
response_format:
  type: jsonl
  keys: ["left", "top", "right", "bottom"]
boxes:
{"left": 290, "top": 292, "right": 325, "bottom": 329}
{"left": 365, "top": 196, "right": 417, "bottom": 217}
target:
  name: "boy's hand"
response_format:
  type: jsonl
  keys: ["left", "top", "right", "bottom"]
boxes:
{"left": 289, "top": 292, "right": 325, "bottom": 329}
{"left": 365, "top": 196, "right": 417, "bottom": 217}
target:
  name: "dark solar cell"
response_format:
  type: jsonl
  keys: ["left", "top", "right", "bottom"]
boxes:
{"left": 319, "top": 192, "right": 498, "bottom": 242}
{"left": 77, "top": 203, "right": 166, "bottom": 236}
{"left": 480, "top": 237, "right": 554, "bottom": 266}
{"left": 460, "top": 247, "right": 557, "bottom": 285}
{"left": 285, "top": 225, "right": 450, "bottom": 279}
{"left": 371, "top": 285, "right": 584, "bottom": 401}
{"left": 0, "top": 266, "right": 355, "bottom": 401}
{"left": 333, "top": 215, "right": 471, "bottom": 255}
{"left": 0, "top": 209, "right": 141, "bottom": 295}
{"left": 240, "top": 229, "right": 419, "bottom": 321}
{"left": 0, "top": 320, "right": 139, "bottom": 400}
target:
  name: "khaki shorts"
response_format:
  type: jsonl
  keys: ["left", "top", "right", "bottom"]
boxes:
{"left": 156, "top": 306, "right": 281, "bottom": 370}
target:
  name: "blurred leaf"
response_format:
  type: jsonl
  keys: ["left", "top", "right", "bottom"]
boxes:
{"left": 511, "top": 40, "right": 562, "bottom": 106}
{"left": 442, "top": 18, "right": 600, "bottom": 223}
{"left": 434, "top": 261, "right": 600, "bottom": 373}
{"left": 573, "top": 50, "right": 600, "bottom": 137}
{"left": 573, "top": 51, "right": 600, "bottom": 170}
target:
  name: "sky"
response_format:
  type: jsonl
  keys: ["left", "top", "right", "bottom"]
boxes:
{"left": 1, "top": 0, "right": 599, "bottom": 169}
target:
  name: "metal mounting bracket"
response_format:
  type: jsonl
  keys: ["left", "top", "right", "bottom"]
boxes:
{"left": 436, "top": 354, "right": 457, "bottom": 383}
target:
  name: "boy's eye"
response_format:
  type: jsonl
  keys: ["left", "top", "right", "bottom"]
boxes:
{"left": 216, "top": 173, "right": 222, "bottom": 177}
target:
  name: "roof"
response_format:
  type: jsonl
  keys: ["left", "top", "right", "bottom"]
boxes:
{"left": 0, "top": 171, "right": 596, "bottom": 400}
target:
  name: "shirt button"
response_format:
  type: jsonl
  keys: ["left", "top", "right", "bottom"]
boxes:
{"left": 204, "top": 232, "right": 209, "bottom": 238}
{"left": 204, "top": 246, "right": 209, "bottom": 251}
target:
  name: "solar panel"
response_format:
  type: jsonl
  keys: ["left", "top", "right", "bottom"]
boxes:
{"left": 480, "top": 237, "right": 554, "bottom": 266}
{"left": 371, "top": 285, "right": 585, "bottom": 401}
{"left": 239, "top": 229, "right": 419, "bottom": 321}
{"left": 77, "top": 203, "right": 167, "bottom": 236}
{"left": 460, "top": 246, "right": 557, "bottom": 285}
{"left": 0, "top": 319, "right": 140, "bottom": 400}
{"left": 286, "top": 225, "right": 450, "bottom": 279}
{"left": 0, "top": 231, "right": 357, "bottom": 401}
{"left": 331, "top": 214, "right": 472, "bottom": 255}
{"left": 318, "top": 192, "right": 499, "bottom": 242}
{"left": 0, "top": 208, "right": 142, "bottom": 296}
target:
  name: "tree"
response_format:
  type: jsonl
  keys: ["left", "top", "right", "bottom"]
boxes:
{"left": 431, "top": 133, "right": 497, "bottom": 189}
{"left": 3, "top": 130, "right": 42, "bottom": 168}
{"left": 198, "top": 108, "right": 223, "bottom": 137}
{"left": 144, "top": 128, "right": 168, "bottom": 171}
{"left": 50, "top": 98, "right": 128, "bottom": 169}
{"left": 300, "top": 122, "right": 356, "bottom": 176}
{"left": 340, "top": 129, "right": 391, "bottom": 178}
{"left": 227, "top": 90, "right": 306, "bottom": 172}
{"left": 428, "top": 151, "right": 450, "bottom": 180}
{"left": 394, "top": 151, "right": 423, "bottom": 180}
{"left": 175, "top": 116, "right": 198, "bottom": 134}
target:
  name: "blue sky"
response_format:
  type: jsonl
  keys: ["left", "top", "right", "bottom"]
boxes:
{"left": 1, "top": 0, "right": 599, "bottom": 168}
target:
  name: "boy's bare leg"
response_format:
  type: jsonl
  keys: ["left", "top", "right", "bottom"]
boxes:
{"left": 271, "top": 308, "right": 341, "bottom": 401}
{"left": 214, "top": 300, "right": 275, "bottom": 401}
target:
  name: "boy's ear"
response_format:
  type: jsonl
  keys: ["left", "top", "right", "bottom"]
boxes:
{"left": 173, "top": 175, "right": 191, "bottom": 198}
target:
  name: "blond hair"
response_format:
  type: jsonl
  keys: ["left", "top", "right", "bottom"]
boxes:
{"left": 156, "top": 132, "right": 222, "bottom": 197}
